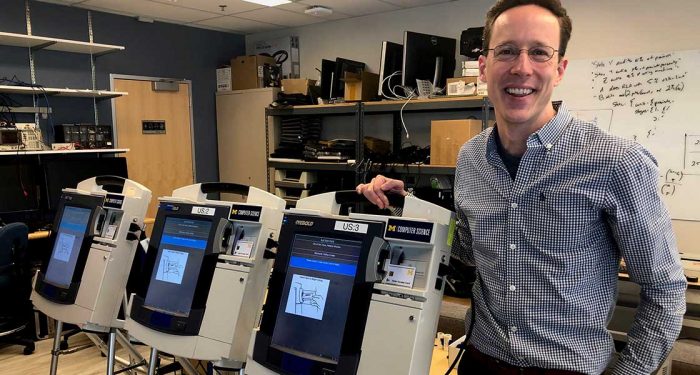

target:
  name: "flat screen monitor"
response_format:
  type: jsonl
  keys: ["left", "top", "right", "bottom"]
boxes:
{"left": 270, "top": 233, "right": 362, "bottom": 364}
{"left": 0, "top": 161, "right": 40, "bottom": 214}
{"left": 401, "top": 31, "right": 457, "bottom": 93}
{"left": 320, "top": 59, "right": 337, "bottom": 100}
{"left": 333, "top": 58, "right": 365, "bottom": 100}
{"left": 43, "top": 157, "right": 128, "bottom": 211}
{"left": 378, "top": 41, "right": 404, "bottom": 98}
{"left": 144, "top": 216, "right": 212, "bottom": 317}
{"left": 44, "top": 205, "right": 92, "bottom": 288}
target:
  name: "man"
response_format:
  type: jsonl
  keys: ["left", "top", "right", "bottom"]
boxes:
{"left": 356, "top": 1, "right": 687, "bottom": 374}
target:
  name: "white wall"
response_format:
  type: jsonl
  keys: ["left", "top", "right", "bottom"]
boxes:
{"left": 247, "top": 0, "right": 700, "bottom": 253}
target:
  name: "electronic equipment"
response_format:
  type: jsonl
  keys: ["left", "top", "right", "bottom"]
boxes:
{"left": 460, "top": 27, "right": 485, "bottom": 58}
{"left": 320, "top": 59, "right": 337, "bottom": 100}
{"left": 378, "top": 41, "right": 404, "bottom": 98}
{"left": 124, "top": 183, "right": 285, "bottom": 374}
{"left": 401, "top": 31, "right": 457, "bottom": 95}
{"left": 0, "top": 123, "right": 44, "bottom": 151}
{"left": 43, "top": 157, "right": 128, "bottom": 211}
{"left": 54, "top": 124, "right": 113, "bottom": 149}
{"left": 334, "top": 58, "right": 365, "bottom": 100}
{"left": 246, "top": 191, "right": 455, "bottom": 375}
{"left": 30, "top": 176, "right": 151, "bottom": 375}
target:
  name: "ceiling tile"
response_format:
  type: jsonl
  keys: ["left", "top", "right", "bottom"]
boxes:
{"left": 238, "top": 7, "right": 326, "bottom": 27}
{"left": 297, "top": 0, "right": 400, "bottom": 17}
{"left": 380, "top": 0, "right": 452, "bottom": 7}
{"left": 81, "top": 0, "right": 218, "bottom": 22}
{"left": 37, "top": 0, "right": 87, "bottom": 5}
{"left": 194, "top": 15, "right": 281, "bottom": 34}
{"left": 149, "top": 0, "right": 265, "bottom": 15}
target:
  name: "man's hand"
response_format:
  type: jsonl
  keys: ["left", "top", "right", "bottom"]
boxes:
{"left": 355, "top": 175, "right": 407, "bottom": 209}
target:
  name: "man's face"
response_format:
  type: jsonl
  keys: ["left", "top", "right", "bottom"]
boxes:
{"left": 479, "top": 4, "right": 568, "bottom": 130}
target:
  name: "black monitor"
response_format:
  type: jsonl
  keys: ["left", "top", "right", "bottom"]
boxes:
{"left": 401, "top": 31, "right": 457, "bottom": 94}
{"left": 128, "top": 201, "right": 231, "bottom": 335}
{"left": 33, "top": 192, "right": 104, "bottom": 304}
{"left": 378, "top": 41, "right": 404, "bottom": 98}
{"left": 333, "top": 58, "right": 365, "bottom": 100}
{"left": 320, "top": 59, "right": 336, "bottom": 100}
{"left": 44, "top": 205, "right": 93, "bottom": 288}
{"left": 0, "top": 160, "right": 41, "bottom": 214}
{"left": 252, "top": 214, "right": 386, "bottom": 373}
{"left": 43, "top": 156, "right": 128, "bottom": 211}
{"left": 144, "top": 216, "right": 213, "bottom": 316}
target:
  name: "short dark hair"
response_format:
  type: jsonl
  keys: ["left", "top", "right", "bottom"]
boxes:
{"left": 483, "top": 0, "right": 572, "bottom": 57}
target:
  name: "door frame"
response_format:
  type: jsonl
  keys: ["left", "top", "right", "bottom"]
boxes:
{"left": 109, "top": 74, "right": 197, "bottom": 181}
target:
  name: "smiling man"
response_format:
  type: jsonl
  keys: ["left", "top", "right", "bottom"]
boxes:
{"left": 356, "top": 1, "right": 687, "bottom": 374}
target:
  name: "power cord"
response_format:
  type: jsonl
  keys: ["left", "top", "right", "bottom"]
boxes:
{"left": 444, "top": 298, "right": 476, "bottom": 375}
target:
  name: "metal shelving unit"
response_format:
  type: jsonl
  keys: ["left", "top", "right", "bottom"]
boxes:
{"left": 265, "top": 96, "right": 492, "bottom": 193}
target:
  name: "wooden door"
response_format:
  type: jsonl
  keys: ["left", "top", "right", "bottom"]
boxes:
{"left": 113, "top": 78, "right": 194, "bottom": 220}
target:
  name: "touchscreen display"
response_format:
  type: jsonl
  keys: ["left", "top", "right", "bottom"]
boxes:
{"left": 144, "top": 217, "right": 212, "bottom": 316}
{"left": 45, "top": 206, "right": 92, "bottom": 288}
{"left": 271, "top": 234, "right": 362, "bottom": 363}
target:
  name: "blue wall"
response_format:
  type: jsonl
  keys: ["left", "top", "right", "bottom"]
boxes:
{"left": 0, "top": 0, "right": 246, "bottom": 181}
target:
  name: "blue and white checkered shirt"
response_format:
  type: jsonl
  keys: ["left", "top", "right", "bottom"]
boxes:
{"left": 453, "top": 102, "right": 687, "bottom": 374}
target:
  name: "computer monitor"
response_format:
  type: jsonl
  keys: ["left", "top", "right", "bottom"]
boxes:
{"left": 43, "top": 156, "right": 128, "bottom": 211}
{"left": 320, "top": 59, "right": 337, "bottom": 100}
{"left": 144, "top": 216, "right": 213, "bottom": 317}
{"left": 333, "top": 58, "right": 365, "bottom": 100}
{"left": 44, "top": 205, "right": 93, "bottom": 288}
{"left": 378, "top": 41, "right": 404, "bottom": 98}
{"left": 401, "top": 31, "right": 457, "bottom": 94}
{"left": 0, "top": 160, "right": 40, "bottom": 214}
{"left": 270, "top": 233, "right": 363, "bottom": 363}
{"left": 252, "top": 214, "right": 386, "bottom": 373}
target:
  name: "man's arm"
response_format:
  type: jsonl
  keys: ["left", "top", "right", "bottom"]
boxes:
{"left": 605, "top": 144, "right": 687, "bottom": 375}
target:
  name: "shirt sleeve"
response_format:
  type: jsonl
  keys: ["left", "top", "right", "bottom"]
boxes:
{"left": 604, "top": 143, "right": 687, "bottom": 374}
{"left": 453, "top": 153, "right": 475, "bottom": 265}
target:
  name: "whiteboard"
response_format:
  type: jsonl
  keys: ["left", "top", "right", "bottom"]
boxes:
{"left": 554, "top": 50, "right": 700, "bottom": 221}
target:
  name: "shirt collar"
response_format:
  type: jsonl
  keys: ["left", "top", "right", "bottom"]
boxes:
{"left": 487, "top": 101, "right": 572, "bottom": 159}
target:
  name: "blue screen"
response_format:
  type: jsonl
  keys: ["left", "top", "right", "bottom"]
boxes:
{"left": 45, "top": 206, "right": 92, "bottom": 288}
{"left": 144, "top": 217, "right": 212, "bottom": 316}
{"left": 271, "top": 234, "right": 361, "bottom": 363}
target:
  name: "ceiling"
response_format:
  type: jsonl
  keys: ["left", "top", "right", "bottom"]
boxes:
{"left": 38, "top": 0, "right": 454, "bottom": 35}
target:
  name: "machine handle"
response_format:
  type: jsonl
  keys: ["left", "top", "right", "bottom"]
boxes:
{"left": 95, "top": 175, "right": 126, "bottom": 193}
{"left": 334, "top": 190, "right": 405, "bottom": 208}
{"left": 200, "top": 182, "right": 250, "bottom": 196}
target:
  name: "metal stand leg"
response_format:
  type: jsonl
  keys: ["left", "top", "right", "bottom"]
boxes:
{"left": 174, "top": 356, "right": 199, "bottom": 375}
{"left": 147, "top": 347, "right": 158, "bottom": 375}
{"left": 107, "top": 328, "right": 117, "bottom": 375}
{"left": 49, "top": 320, "right": 63, "bottom": 375}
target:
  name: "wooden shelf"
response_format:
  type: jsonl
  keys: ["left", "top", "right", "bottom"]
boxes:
{"left": 266, "top": 102, "right": 359, "bottom": 116}
{"left": 0, "top": 148, "right": 129, "bottom": 156}
{"left": 363, "top": 96, "right": 489, "bottom": 113}
{"left": 0, "top": 31, "right": 124, "bottom": 56}
{"left": 268, "top": 158, "right": 356, "bottom": 171}
{"left": 0, "top": 85, "right": 127, "bottom": 99}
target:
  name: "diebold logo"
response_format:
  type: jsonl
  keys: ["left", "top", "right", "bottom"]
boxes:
{"left": 295, "top": 220, "right": 314, "bottom": 227}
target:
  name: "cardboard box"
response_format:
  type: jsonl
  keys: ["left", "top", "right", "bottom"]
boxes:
{"left": 216, "top": 66, "right": 231, "bottom": 91}
{"left": 343, "top": 71, "right": 379, "bottom": 101}
{"left": 281, "top": 78, "right": 316, "bottom": 95}
{"left": 230, "top": 55, "right": 277, "bottom": 90}
{"left": 248, "top": 36, "right": 300, "bottom": 79}
{"left": 430, "top": 119, "right": 494, "bottom": 166}
{"left": 446, "top": 77, "right": 478, "bottom": 96}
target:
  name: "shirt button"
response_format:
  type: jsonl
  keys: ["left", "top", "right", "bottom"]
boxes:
{"left": 510, "top": 326, "right": 518, "bottom": 333}
{"left": 509, "top": 244, "right": 517, "bottom": 250}
{"left": 511, "top": 202, "right": 518, "bottom": 209}
{"left": 509, "top": 285, "right": 516, "bottom": 292}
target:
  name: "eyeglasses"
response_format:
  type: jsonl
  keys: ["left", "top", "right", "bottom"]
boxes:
{"left": 486, "top": 44, "right": 559, "bottom": 63}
